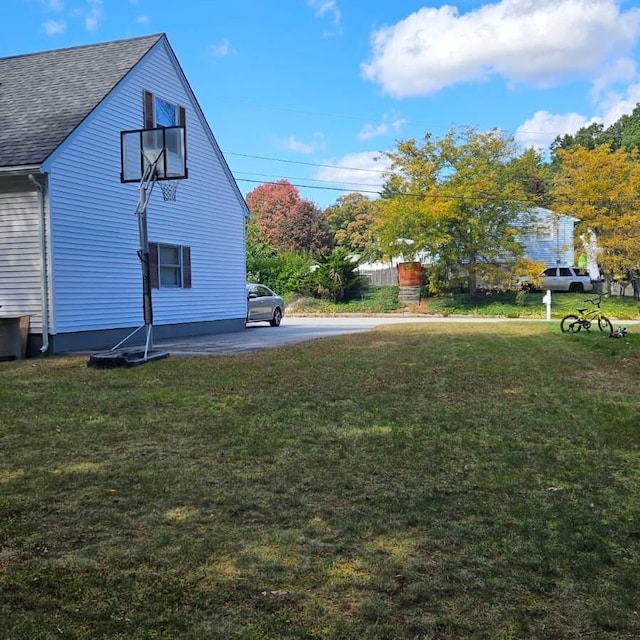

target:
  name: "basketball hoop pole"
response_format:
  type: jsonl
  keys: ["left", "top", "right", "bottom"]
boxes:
{"left": 89, "top": 126, "right": 187, "bottom": 368}
{"left": 111, "top": 150, "right": 164, "bottom": 360}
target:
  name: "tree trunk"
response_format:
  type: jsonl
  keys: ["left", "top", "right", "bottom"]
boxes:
{"left": 467, "top": 255, "right": 477, "bottom": 295}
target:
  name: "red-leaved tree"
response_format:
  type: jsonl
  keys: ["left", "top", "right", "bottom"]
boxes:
{"left": 246, "top": 179, "right": 331, "bottom": 254}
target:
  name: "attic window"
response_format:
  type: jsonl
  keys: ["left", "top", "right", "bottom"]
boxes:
{"left": 155, "top": 97, "right": 177, "bottom": 126}
{"left": 143, "top": 90, "right": 186, "bottom": 128}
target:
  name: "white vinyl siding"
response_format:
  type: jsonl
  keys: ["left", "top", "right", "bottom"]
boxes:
{"left": 43, "top": 40, "right": 247, "bottom": 335}
{"left": 517, "top": 208, "right": 575, "bottom": 266}
{"left": 0, "top": 176, "right": 45, "bottom": 332}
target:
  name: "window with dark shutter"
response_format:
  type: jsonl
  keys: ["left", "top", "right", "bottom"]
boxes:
{"left": 143, "top": 90, "right": 155, "bottom": 129}
{"left": 142, "top": 90, "right": 186, "bottom": 128}
{"left": 182, "top": 246, "right": 191, "bottom": 288}
{"left": 149, "top": 242, "right": 191, "bottom": 289}
{"left": 148, "top": 242, "right": 159, "bottom": 289}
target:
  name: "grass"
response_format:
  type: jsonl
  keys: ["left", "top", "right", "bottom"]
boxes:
{"left": 423, "top": 291, "right": 640, "bottom": 320}
{"left": 290, "top": 286, "right": 640, "bottom": 321}
{"left": 2, "top": 322, "right": 640, "bottom": 639}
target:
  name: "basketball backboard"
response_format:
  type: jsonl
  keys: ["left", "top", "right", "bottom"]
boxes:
{"left": 120, "top": 125, "right": 187, "bottom": 183}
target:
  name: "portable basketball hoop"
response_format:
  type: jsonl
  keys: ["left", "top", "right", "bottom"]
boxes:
{"left": 87, "top": 126, "right": 187, "bottom": 368}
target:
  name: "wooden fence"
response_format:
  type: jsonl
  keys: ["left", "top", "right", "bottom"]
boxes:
{"left": 357, "top": 267, "right": 398, "bottom": 286}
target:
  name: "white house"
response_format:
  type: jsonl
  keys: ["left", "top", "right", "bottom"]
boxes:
{"left": 517, "top": 207, "right": 576, "bottom": 267}
{"left": 0, "top": 34, "right": 249, "bottom": 355}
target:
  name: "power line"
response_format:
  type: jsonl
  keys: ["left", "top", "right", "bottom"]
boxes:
{"left": 227, "top": 147, "right": 640, "bottom": 205}
{"left": 225, "top": 151, "right": 388, "bottom": 174}
{"left": 236, "top": 176, "right": 640, "bottom": 209}
{"left": 235, "top": 177, "right": 382, "bottom": 195}
{"left": 233, "top": 170, "right": 384, "bottom": 191}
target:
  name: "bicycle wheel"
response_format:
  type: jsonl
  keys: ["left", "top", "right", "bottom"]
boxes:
{"left": 598, "top": 316, "right": 613, "bottom": 334}
{"left": 561, "top": 314, "right": 581, "bottom": 333}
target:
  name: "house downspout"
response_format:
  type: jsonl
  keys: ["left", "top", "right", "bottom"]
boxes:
{"left": 28, "top": 174, "right": 50, "bottom": 354}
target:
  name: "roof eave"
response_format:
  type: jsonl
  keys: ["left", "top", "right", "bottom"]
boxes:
{"left": 0, "top": 164, "right": 42, "bottom": 176}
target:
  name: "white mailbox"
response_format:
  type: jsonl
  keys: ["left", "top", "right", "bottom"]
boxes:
{"left": 542, "top": 290, "right": 552, "bottom": 321}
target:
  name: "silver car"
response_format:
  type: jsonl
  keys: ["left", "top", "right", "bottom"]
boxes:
{"left": 246, "top": 283, "right": 284, "bottom": 326}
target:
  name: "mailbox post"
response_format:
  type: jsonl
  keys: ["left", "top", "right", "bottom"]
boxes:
{"left": 542, "top": 289, "right": 552, "bottom": 321}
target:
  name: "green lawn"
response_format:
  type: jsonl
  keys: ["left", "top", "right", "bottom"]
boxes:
{"left": 2, "top": 322, "right": 640, "bottom": 639}
{"left": 289, "top": 286, "right": 640, "bottom": 321}
{"left": 423, "top": 290, "right": 640, "bottom": 320}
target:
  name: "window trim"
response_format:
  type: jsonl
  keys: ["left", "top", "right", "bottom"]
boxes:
{"left": 159, "top": 244, "right": 182, "bottom": 288}
{"left": 143, "top": 89, "right": 186, "bottom": 129}
{"left": 149, "top": 242, "right": 192, "bottom": 289}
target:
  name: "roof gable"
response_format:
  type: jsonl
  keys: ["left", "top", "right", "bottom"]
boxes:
{"left": 0, "top": 34, "right": 163, "bottom": 168}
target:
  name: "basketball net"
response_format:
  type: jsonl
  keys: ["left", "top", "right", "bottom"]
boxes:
{"left": 159, "top": 180, "right": 178, "bottom": 202}
{"left": 142, "top": 147, "right": 179, "bottom": 202}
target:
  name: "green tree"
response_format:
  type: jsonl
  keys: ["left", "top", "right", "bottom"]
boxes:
{"left": 550, "top": 103, "right": 640, "bottom": 160}
{"left": 550, "top": 122, "right": 607, "bottom": 157}
{"left": 619, "top": 104, "right": 640, "bottom": 152}
{"left": 324, "top": 193, "right": 381, "bottom": 260}
{"left": 504, "top": 147, "right": 551, "bottom": 207}
{"left": 376, "top": 127, "right": 538, "bottom": 293}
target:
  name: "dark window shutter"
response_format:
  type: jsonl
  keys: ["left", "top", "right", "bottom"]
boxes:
{"left": 182, "top": 246, "right": 191, "bottom": 289}
{"left": 149, "top": 242, "right": 159, "bottom": 289}
{"left": 178, "top": 106, "right": 186, "bottom": 126}
{"left": 143, "top": 90, "right": 155, "bottom": 128}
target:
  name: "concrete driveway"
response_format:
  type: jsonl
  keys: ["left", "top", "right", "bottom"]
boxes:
{"left": 154, "top": 315, "right": 518, "bottom": 356}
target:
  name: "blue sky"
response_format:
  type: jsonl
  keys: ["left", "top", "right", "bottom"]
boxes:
{"left": 5, "top": 0, "right": 640, "bottom": 208}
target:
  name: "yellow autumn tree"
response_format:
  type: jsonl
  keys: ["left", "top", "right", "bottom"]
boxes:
{"left": 551, "top": 145, "right": 640, "bottom": 281}
{"left": 375, "top": 127, "right": 542, "bottom": 293}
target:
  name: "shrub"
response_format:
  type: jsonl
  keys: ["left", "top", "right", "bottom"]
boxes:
{"left": 247, "top": 239, "right": 315, "bottom": 296}
{"left": 311, "top": 248, "right": 364, "bottom": 302}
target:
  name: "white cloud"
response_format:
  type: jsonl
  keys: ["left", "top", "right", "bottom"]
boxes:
{"left": 516, "top": 78, "right": 640, "bottom": 152}
{"left": 590, "top": 57, "right": 637, "bottom": 101}
{"left": 284, "top": 137, "right": 315, "bottom": 153}
{"left": 38, "top": 0, "right": 103, "bottom": 34}
{"left": 358, "top": 113, "right": 406, "bottom": 141}
{"left": 43, "top": 18, "right": 66, "bottom": 35}
{"left": 85, "top": 0, "right": 103, "bottom": 31}
{"left": 278, "top": 133, "right": 326, "bottom": 154}
{"left": 590, "top": 82, "right": 640, "bottom": 127}
{"left": 209, "top": 39, "right": 237, "bottom": 57}
{"left": 358, "top": 122, "right": 389, "bottom": 141}
{"left": 515, "top": 110, "right": 597, "bottom": 151}
{"left": 135, "top": 15, "right": 149, "bottom": 24}
{"left": 314, "top": 151, "right": 391, "bottom": 194}
{"left": 308, "top": 0, "right": 342, "bottom": 35}
{"left": 37, "top": 0, "right": 64, "bottom": 11}
{"left": 361, "top": 0, "right": 640, "bottom": 97}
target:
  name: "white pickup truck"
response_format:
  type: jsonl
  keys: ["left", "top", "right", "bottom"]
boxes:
{"left": 540, "top": 266, "right": 594, "bottom": 293}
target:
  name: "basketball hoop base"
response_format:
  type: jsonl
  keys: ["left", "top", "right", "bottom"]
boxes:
{"left": 87, "top": 347, "right": 169, "bottom": 368}
{"left": 87, "top": 323, "right": 168, "bottom": 368}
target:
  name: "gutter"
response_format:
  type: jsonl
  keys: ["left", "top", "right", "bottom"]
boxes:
{"left": 27, "top": 174, "right": 50, "bottom": 354}
{"left": 0, "top": 165, "right": 40, "bottom": 176}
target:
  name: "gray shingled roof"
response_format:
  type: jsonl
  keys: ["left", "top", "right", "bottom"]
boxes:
{"left": 0, "top": 34, "right": 164, "bottom": 168}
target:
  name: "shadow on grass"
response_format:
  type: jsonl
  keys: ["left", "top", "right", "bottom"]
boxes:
{"left": 1, "top": 322, "right": 639, "bottom": 639}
